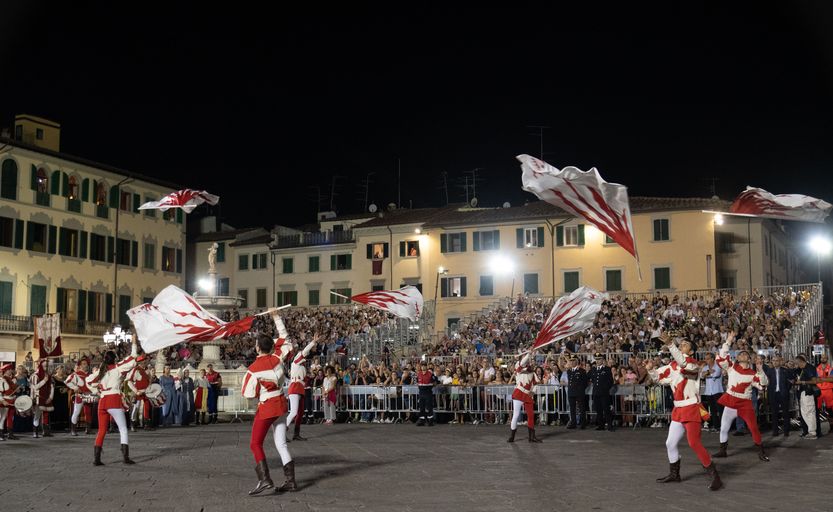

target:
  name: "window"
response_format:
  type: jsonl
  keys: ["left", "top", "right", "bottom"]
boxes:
{"left": 218, "top": 278, "right": 229, "bottom": 296}
{"left": 308, "top": 256, "right": 319, "bottom": 272}
{"left": 0, "top": 281, "right": 11, "bottom": 315}
{"left": 162, "top": 247, "right": 176, "bottom": 272}
{"left": 524, "top": 273, "right": 539, "bottom": 294}
{"left": 116, "top": 238, "right": 131, "bottom": 265}
{"left": 67, "top": 176, "right": 79, "bottom": 200}
{"left": 90, "top": 234, "right": 107, "bottom": 261}
{"left": 251, "top": 253, "right": 267, "bottom": 270}
{"left": 86, "top": 291, "right": 107, "bottom": 322}
{"left": 143, "top": 243, "right": 155, "bottom": 269}
{"left": 716, "top": 232, "right": 734, "bottom": 253}
{"left": 95, "top": 182, "right": 107, "bottom": 205}
{"left": 120, "top": 191, "right": 132, "bottom": 211}
{"left": 163, "top": 209, "right": 175, "bottom": 222}
{"left": 237, "top": 289, "right": 248, "bottom": 308}
{"left": 368, "top": 243, "right": 388, "bottom": 259}
{"left": 371, "top": 284, "right": 385, "bottom": 292}
{"left": 473, "top": 230, "right": 500, "bottom": 251}
{"left": 142, "top": 297, "right": 153, "bottom": 305}
{"left": 238, "top": 254, "right": 249, "bottom": 271}
{"left": 605, "top": 234, "right": 616, "bottom": 244}
{"left": 58, "top": 228, "right": 79, "bottom": 257}
{"left": 96, "top": 204, "right": 109, "bottom": 219}
{"left": 308, "top": 289, "right": 320, "bottom": 306}
{"left": 440, "top": 276, "right": 466, "bottom": 298}
{"left": 405, "top": 240, "right": 420, "bottom": 257}
{"left": 331, "top": 254, "right": 351, "bottom": 270}
{"left": 519, "top": 227, "right": 545, "bottom": 248}
{"left": 118, "top": 295, "right": 131, "bottom": 327}
{"left": 216, "top": 242, "right": 225, "bottom": 262}
{"left": 718, "top": 272, "right": 736, "bottom": 290}
{"left": 1, "top": 159, "right": 18, "bottom": 200}
{"left": 276, "top": 291, "right": 297, "bottom": 307}
{"left": 30, "top": 284, "right": 47, "bottom": 316}
{"left": 479, "top": 275, "right": 494, "bottom": 296}
{"left": 333, "top": 224, "right": 344, "bottom": 232}
{"left": 563, "top": 271, "right": 580, "bottom": 293}
{"left": 282, "top": 257, "right": 293, "bottom": 274}
{"left": 256, "top": 288, "right": 267, "bottom": 308}
{"left": 605, "top": 269, "right": 622, "bottom": 292}
{"left": 556, "top": 225, "right": 584, "bottom": 247}
{"left": 14, "top": 125, "right": 22, "bottom": 140}
{"left": 26, "top": 222, "right": 48, "bottom": 252}
{"left": 654, "top": 267, "right": 671, "bottom": 290}
{"left": 653, "top": 219, "right": 670, "bottom": 241}
{"left": 0, "top": 217, "right": 13, "bottom": 247}
{"left": 440, "top": 232, "right": 467, "bottom": 253}
{"left": 143, "top": 196, "right": 156, "bottom": 218}
{"left": 36, "top": 128, "right": 44, "bottom": 140}
{"left": 35, "top": 168, "right": 49, "bottom": 206}
{"left": 330, "top": 288, "right": 352, "bottom": 304}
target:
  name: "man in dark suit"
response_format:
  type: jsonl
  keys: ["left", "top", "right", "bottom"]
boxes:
{"left": 763, "top": 355, "right": 794, "bottom": 437}
{"left": 589, "top": 353, "right": 615, "bottom": 431}
{"left": 566, "top": 356, "right": 588, "bottom": 429}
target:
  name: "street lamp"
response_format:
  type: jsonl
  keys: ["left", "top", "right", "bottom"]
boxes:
{"left": 270, "top": 250, "right": 277, "bottom": 307}
{"left": 809, "top": 236, "right": 832, "bottom": 282}
{"left": 103, "top": 324, "right": 131, "bottom": 345}
{"left": 198, "top": 278, "right": 212, "bottom": 292}
{"left": 714, "top": 213, "right": 724, "bottom": 226}
{"left": 489, "top": 256, "right": 515, "bottom": 298}
{"left": 434, "top": 266, "right": 449, "bottom": 304}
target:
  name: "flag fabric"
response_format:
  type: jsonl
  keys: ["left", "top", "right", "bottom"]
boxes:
{"left": 35, "top": 313, "right": 62, "bottom": 358}
{"left": 729, "top": 187, "right": 832, "bottom": 223}
{"left": 127, "top": 285, "right": 256, "bottom": 353}
{"left": 531, "top": 287, "right": 605, "bottom": 351}
{"left": 350, "top": 286, "right": 424, "bottom": 321}
{"left": 518, "top": 154, "right": 641, "bottom": 277}
{"left": 137, "top": 189, "right": 219, "bottom": 213}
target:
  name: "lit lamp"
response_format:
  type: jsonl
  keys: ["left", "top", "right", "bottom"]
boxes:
{"left": 434, "top": 266, "right": 449, "bottom": 304}
{"left": 714, "top": 213, "right": 724, "bottom": 226}
{"left": 103, "top": 324, "right": 131, "bottom": 345}
{"left": 489, "top": 256, "right": 515, "bottom": 298}
{"left": 809, "top": 235, "right": 832, "bottom": 283}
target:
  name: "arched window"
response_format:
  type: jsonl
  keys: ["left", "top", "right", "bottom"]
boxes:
{"left": 96, "top": 182, "right": 107, "bottom": 205}
{"left": 1, "top": 159, "right": 17, "bottom": 200}
{"left": 36, "top": 168, "right": 48, "bottom": 194}
{"left": 68, "top": 176, "right": 78, "bottom": 200}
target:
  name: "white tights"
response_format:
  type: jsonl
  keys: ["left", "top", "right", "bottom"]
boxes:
{"left": 33, "top": 408, "right": 42, "bottom": 427}
{"left": 0, "top": 408, "right": 7, "bottom": 428}
{"left": 719, "top": 407, "right": 738, "bottom": 443}
{"left": 107, "top": 408, "right": 130, "bottom": 445}
{"left": 286, "top": 395, "right": 302, "bottom": 426}
{"left": 272, "top": 414, "right": 292, "bottom": 465}
{"left": 665, "top": 421, "right": 686, "bottom": 463}
{"left": 511, "top": 400, "right": 523, "bottom": 430}
{"left": 71, "top": 403, "right": 84, "bottom": 424}
{"left": 324, "top": 401, "right": 336, "bottom": 421}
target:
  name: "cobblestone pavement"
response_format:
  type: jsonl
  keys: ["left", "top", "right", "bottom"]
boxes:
{"left": 1, "top": 422, "right": 831, "bottom": 511}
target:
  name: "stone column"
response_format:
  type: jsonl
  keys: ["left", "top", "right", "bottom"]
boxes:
{"left": 199, "top": 342, "right": 225, "bottom": 370}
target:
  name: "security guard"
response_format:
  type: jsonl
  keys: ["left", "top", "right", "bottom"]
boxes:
{"left": 416, "top": 362, "right": 435, "bottom": 426}
{"left": 589, "top": 353, "right": 615, "bottom": 431}
{"left": 566, "top": 355, "right": 588, "bottom": 429}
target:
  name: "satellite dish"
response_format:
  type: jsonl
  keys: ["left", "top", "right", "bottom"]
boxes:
{"left": 502, "top": 202, "right": 511, "bottom": 208}
{"left": 470, "top": 197, "right": 478, "bottom": 207}
{"left": 368, "top": 204, "right": 378, "bottom": 213}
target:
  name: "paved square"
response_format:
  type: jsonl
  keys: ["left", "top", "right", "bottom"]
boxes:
{"left": 1, "top": 423, "right": 831, "bottom": 511}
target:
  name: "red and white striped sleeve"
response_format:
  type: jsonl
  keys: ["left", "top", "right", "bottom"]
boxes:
{"left": 242, "top": 370, "right": 260, "bottom": 399}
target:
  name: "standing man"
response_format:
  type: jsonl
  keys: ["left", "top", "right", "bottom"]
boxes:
{"left": 416, "top": 362, "right": 435, "bottom": 426}
{"left": 589, "top": 353, "right": 614, "bottom": 431}
{"left": 31, "top": 359, "right": 54, "bottom": 438}
{"left": 179, "top": 369, "right": 195, "bottom": 427}
{"left": 700, "top": 353, "right": 723, "bottom": 432}
{"left": 794, "top": 355, "right": 819, "bottom": 439}
{"left": 566, "top": 356, "right": 588, "bottom": 430}
{"left": 763, "top": 355, "right": 793, "bottom": 437}
{"left": 65, "top": 358, "right": 94, "bottom": 436}
{"left": 0, "top": 363, "right": 18, "bottom": 440}
{"left": 205, "top": 364, "right": 222, "bottom": 424}
{"left": 815, "top": 354, "right": 832, "bottom": 436}
{"left": 127, "top": 356, "right": 153, "bottom": 431}
{"left": 287, "top": 337, "right": 318, "bottom": 441}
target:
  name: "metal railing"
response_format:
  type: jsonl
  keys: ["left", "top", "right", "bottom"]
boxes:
{"left": 272, "top": 229, "right": 355, "bottom": 249}
{"left": 0, "top": 314, "right": 110, "bottom": 336}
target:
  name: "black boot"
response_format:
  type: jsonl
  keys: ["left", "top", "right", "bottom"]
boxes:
{"left": 528, "top": 428, "right": 543, "bottom": 443}
{"left": 85, "top": 425, "right": 90, "bottom": 435}
{"left": 43, "top": 424, "right": 53, "bottom": 437}
{"left": 656, "top": 459, "right": 681, "bottom": 483}
{"left": 33, "top": 425, "right": 40, "bottom": 438}
{"left": 277, "top": 460, "right": 298, "bottom": 492}
{"left": 507, "top": 428, "right": 517, "bottom": 443}
{"left": 248, "top": 460, "right": 274, "bottom": 495}
{"left": 756, "top": 443, "right": 770, "bottom": 462}
{"left": 705, "top": 462, "right": 723, "bottom": 491}
{"left": 201, "top": 412, "right": 207, "bottom": 425}
{"left": 121, "top": 444, "right": 135, "bottom": 464}
{"left": 713, "top": 441, "right": 728, "bottom": 458}
{"left": 292, "top": 422, "right": 306, "bottom": 441}
{"left": 71, "top": 423, "right": 78, "bottom": 436}
{"left": 93, "top": 446, "right": 104, "bottom": 466}
{"left": 6, "top": 428, "right": 17, "bottom": 440}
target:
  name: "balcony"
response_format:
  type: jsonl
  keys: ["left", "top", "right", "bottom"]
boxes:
{"left": 0, "top": 314, "right": 110, "bottom": 336}
{"left": 272, "top": 230, "right": 354, "bottom": 249}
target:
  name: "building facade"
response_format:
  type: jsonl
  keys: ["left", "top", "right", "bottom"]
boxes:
{"left": 0, "top": 116, "right": 185, "bottom": 364}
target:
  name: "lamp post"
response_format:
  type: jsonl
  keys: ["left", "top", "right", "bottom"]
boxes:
{"left": 270, "top": 250, "right": 277, "bottom": 307}
{"left": 102, "top": 324, "right": 131, "bottom": 346}
{"left": 112, "top": 176, "right": 133, "bottom": 324}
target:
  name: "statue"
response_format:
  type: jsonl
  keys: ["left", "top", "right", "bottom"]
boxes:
{"left": 207, "top": 242, "right": 218, "bottom": 273}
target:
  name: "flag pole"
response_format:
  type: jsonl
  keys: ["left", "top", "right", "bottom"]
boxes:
{"left": 329, "top": 291, "right": 351, "bottom": 301}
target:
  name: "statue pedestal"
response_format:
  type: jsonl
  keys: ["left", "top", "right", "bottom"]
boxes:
{"left": 199, "top": 342, "right": 224, "bottom": 370}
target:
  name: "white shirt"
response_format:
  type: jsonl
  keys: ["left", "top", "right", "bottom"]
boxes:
{"left": 702, "top": 363, "right": 724, "bottom": 395}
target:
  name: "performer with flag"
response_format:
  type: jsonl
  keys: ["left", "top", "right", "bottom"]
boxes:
{"left": 508, "top": 352, "right": 542, "bottom": 443}
{"left": 242, "top": 329, "right": 297, "bottom": 496}
{"left": 86, "top": 336, "right": 138, "bottom": 466}
{"left": 65, "top": 358, "right": 94, "bottom": 436}
{"left": 287, "top": 334, "right": 319, "bottom": 441}
{"left": 713, "top": 331, "right": 770, "bottom": 462}
{"left": 0, "top": 363, "right": 18, "bottom": 440}
{"left": 127, "top": 355, "right": 153, "bottom": 431}
{"left": 645, "top": 332, "right": 722, "bottom": 491}
{"left": 31, "top": 358, "right": 54, "bottom": 438}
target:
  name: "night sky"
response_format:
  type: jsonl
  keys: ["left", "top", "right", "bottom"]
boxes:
{"left": 2, "top": 4, "right": 833, "bottom": 246}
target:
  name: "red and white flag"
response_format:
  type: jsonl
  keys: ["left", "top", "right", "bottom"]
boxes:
{"left": 730, "top": 187, "right": 832, "bottom": 223}
{"left": 518, "top": 154, "right": 641, "bottom": 278}
{"left": 127, "top": 285, "right": 256, "bottom": 353}
{"left": 531, "top": 287, "right": 605, "bottom": 351}
{"left": 350, "top": 286, "right": 424, "bottom": 321}
{"left": 35, "top": 313, "right": 62, "bottom": 359}
{"left": 138, "top": 189, "right": 219, "bottom": 213}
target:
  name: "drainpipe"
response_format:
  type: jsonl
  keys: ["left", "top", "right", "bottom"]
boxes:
{"left": 545, "top": 218, "right": 571, "bottom": 298}
{"left": 387, "top": 226, "right": 394, "bottom": 288}
{"left": 113, "top": 176, "right": 133, "bottom": 324}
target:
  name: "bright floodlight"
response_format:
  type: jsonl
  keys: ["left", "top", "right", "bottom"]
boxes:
{"left": 199, "top": 278, "right": 212, "bottom": 291}
{"left": 438, "top": 266, "right": 445, "bottom": 274}
{"left": 714, "top": 213, "right": 724, "bottom": 225}
{"left": 810, "top": 236, "right": 832, "bottom": 256}
{"left": 489, "top": 256, "right": 514, "bottom": 274}
{"left": 414, "top": 227, "right": 422, "bottom": 234}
